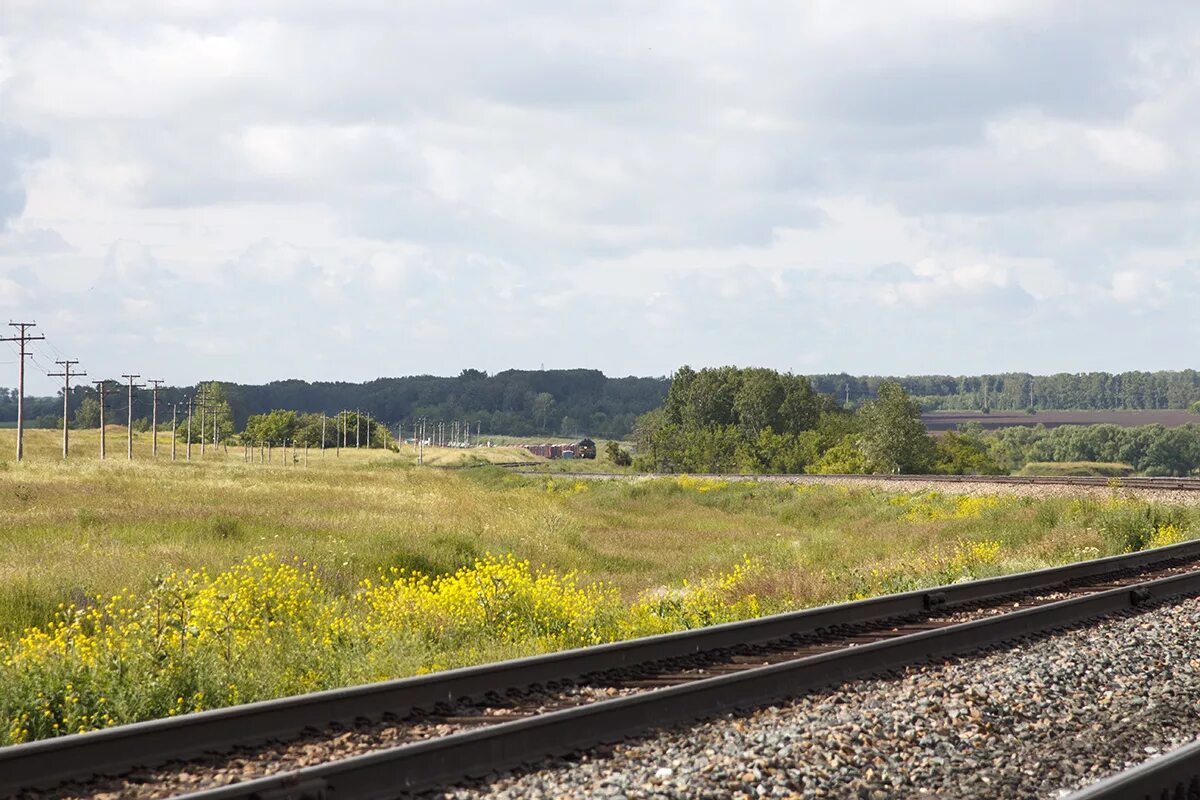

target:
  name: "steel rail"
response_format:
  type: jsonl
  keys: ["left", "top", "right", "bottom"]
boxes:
{"left": 4, "top": 541, "right": 1200, "bottom": 796}
{"left": 1065, "top": 738, "right": 1200, "bottom": 799}
{"left": 505, "top": 469, "right": 1200, "bottom": 490}
{"left": 170, "top": 564, "right": 1200, "bottom": 799}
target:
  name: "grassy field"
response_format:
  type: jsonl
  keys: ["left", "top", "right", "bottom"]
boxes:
{"left": 0, "top": 427, "right": 1195, "bottom": 743}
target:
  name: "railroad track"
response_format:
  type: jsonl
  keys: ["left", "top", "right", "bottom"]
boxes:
{"left": 504, "top": 468, "right": 1200, "bottom": 491}
{"left": 7, "top": 542, "right": 1200, "bottom": 799}
{"left": 1066, "top": 737, "right": 1200, "bottom": 799}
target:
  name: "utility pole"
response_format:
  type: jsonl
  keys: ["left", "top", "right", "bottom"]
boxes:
{"left": 197, "top": 386, "right": 207, "bottom": 457}
{"left": 48, "top": 359, "right": 85, "bottom": 459}
{"left": 92, "top": 379, "right": 112, "bottom": 460}
{"left": 364, "top": 412, "right": 371, "bottom": 448}
{"left": 186, "top": 395, "right": 193, "bottom": 462}
{"left": 171, "top": 402, "right": 178, "bottom": 461}
{"left": 2, "top": 322, "right": 45, "bottom": 461}
{"left": 356, "top": 409, "right": 361, "bottom": 448}
{"left": 121, "top": 374, "right": 143, "bottom": 460}
{"left": 147, "top": 379, "right": 164, "bottom": 456}
{"left": 321, "top": 412, "right": 326, "bottom": 458}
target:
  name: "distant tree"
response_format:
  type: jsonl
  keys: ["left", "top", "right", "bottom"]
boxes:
{"left": 243, "top": 410, "right": 299, "bottom": 444}
{"left": 195, "top": 382, "right": 236, "bottom": 442}
{"left": 74, "top": 396, "right": 101, "bottom": 428}
{"left": 532, "top": 392, "right": 556, "bottom": 432}
{"left": 808, "top": 435, "right": 868, "bottom": 474}
{"left": 858, "top": 382, "right": 934, "bottom": 473}
{"left": 1191, "top": 400, "right": 1200, "bottom": 415}
{"left": 559, "top": 415, "right": 578, "bottom": 436}
{"left": 933, "top": 431, "right": 1003, "bottom": 475}
{"left": 605, "top": 440, "right": 633, "bottom": 467}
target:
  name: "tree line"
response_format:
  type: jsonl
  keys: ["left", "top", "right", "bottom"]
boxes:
{"left": 7, "top": 366, "right": 1200, "bottom": 439}
{"left": 634, "top": 366, "right": 1200, "bottom": 477}
{"left": 0, "top": 370, "right": 669, "bottom": 439}
{"left": 809, "top": 370, "right": 1200, "bottom": 411}
{"left": 632, "top": 366, "right": 968, "bottom": 475}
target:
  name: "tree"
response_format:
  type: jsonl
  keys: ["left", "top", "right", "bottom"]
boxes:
{"left": 605, "top": 440, "right": 633, "bottom": 467}
{"left": 242, "top": 410, "right": 299, "bottom": 444}
{"left": 74, "top": 396, "right": 102, "bottom": 428}
{"left": 531, "top": 392, "right": 556, "bottom": 432}
{"left": 194, "top": 381, "right": 236, "bottom": 442}
{"left": 857, "top": 382, "right": 934, "bottom": 473}
{"left": 809, "top": 435, "right": 868, "bottom": 474}
{"left": 933, "top": 431, "right": 1003, "bottom": 475}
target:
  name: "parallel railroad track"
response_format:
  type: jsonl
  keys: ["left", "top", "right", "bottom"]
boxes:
{"left": 8, "top": 542, "right": 1200, "bottom": 799}
{"left": 1067, "top": 736, "right": 1200, "bottom": 799}
{"left": 503, "top": 468, "right": 1200, "bottom": 491}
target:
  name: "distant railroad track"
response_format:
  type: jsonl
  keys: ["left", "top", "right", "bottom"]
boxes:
{"left": 502, "top": 468, "right": 1200, "bottom": 491}
{"left": 7, "top": 543, "right": 1200, "bottom": 798}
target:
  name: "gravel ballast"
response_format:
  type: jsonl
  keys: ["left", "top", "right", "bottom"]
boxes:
{"left": 441, "top": 597, "right": 1200, "bottom": 800}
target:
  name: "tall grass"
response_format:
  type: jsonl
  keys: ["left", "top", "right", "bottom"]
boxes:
{"left": 0, "top": 428, "right": 1196, "bottom": 743}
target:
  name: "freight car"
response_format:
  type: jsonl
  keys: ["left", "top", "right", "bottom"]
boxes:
{"left": 520, "top": 438, "right": 597, "bottom": 460}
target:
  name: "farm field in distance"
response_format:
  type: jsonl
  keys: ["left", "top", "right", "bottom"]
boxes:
{"left": 922, "top": 409, "right": 1198, "bottom": 432}
{"left": 1, "top": 425, "right": 1198, "bottom": 745}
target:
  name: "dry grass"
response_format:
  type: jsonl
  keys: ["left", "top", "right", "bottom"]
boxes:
{"left": 0, "top": 428, "right": 1194, "bottom": 640}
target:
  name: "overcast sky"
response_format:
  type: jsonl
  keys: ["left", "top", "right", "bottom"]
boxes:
{"left": 2, "top": 2, "right": 1199, "bottom": 394}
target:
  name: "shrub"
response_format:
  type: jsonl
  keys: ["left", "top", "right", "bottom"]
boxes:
{"left": 1097, "top": 500, "right": 1190, "bottom": 553}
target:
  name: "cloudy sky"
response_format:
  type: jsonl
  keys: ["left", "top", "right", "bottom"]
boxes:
{"left": 2, "top": 1, "right": 1199, "bottom": 393}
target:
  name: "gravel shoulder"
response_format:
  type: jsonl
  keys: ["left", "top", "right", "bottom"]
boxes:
{"left": 757, "top": 475, "right": 1200, "bottom": 506}
{"left": 439, "top": 597, "right": 1200, "bottom": 800}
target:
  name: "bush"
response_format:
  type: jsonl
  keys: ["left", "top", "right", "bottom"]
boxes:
{"left": 1097, "top": 501, "right": 1190, "bottom": 553}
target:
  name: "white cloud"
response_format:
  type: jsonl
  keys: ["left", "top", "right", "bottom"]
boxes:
{"left": 4, "top": 1, "right": 1200, "bottom": 391}
{"left": 1110, "top": 270, "right": 1171, "bottom": 307}
{"left": 0, "top": 276, "right": 27, "bottom": 307}
{"left": 875, "top": 260, "right": 1015, "bottom": 307}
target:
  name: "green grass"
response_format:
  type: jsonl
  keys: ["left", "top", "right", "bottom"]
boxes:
{"left": 0, "top": 427, "right": 1196, "bottom": 743}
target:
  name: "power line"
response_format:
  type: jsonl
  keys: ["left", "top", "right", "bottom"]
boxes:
{"left": 92, "top": 379, "right": 115, "bottom": 460}
{"left": 1, "top": 322, "right": 46, "bottom": 461}
{"left": 121, "top": 374, "right": 144, "bottom": 460}
{"left": 148, "top": 379, "right": 164, "bottom": 457}
{"left": 47, "top": 359, "right": 86, "bottom": 459}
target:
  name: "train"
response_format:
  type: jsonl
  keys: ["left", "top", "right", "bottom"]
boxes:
{"left": 521, "top": 438, "right": 597, "bottom": 460}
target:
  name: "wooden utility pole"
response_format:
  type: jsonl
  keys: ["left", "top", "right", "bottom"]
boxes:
{"left": 186, "top": 396, "right": 193, "bottom": 462}
{"left": 355, "top": 409, "right": 361, "bottom": 448}
{"left": 147, "top": 379, "right": 164, "bottom": 456}
{"left": 92, "top": 379, "right": 112, "bottom": 460}
{"left": 2, "top": 322, "right": 45, "bottom": 461}
{"left": 121, "top": 374, "right": 143, "bottom": 460}
{"left": 364, "top": 412, "right": 371, "bottom": 448}
{"left": 48, "top": 359, "right": 85, "bottom": 459}
{"left": 321, "top": 413, "right": 326, "bottom": 457}
{"left": 171, "top": 403, "right": 178, "bottom": 461}
{"left": 197, "top": 386, "right": 207, "bottom": 457}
